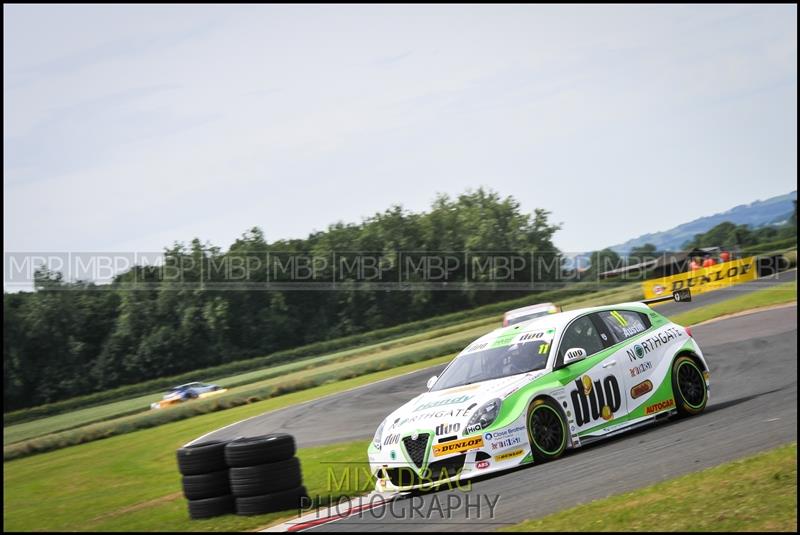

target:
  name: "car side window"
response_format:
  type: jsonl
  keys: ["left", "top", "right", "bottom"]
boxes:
{"left": 558, "top": 315, "right": 605, "bottom": 361}
{"left": 598, "top": 310, "right": 651, "bottom": 342}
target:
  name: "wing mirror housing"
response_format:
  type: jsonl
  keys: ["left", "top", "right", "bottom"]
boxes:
{"left": 426, "top": 375, "right": 438, "bottom": 389}
{"left": 563, "top": 347, "right": 587, "bottom": 366}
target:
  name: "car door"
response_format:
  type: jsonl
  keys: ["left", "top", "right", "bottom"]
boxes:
{"left": 595, "top": 309, "right": 660, "bottom": 417}
{"left": 554, "top": 314, "right": 629, "bottom": 435}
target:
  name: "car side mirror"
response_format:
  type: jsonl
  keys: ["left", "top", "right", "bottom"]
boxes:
{"left": 426, "top": 376, "right": 438, "bottom": 389}
{"left": 563, "top": 347, "right": 587, "bottom": 366}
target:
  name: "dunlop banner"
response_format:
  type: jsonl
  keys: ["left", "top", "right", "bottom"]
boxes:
{"left": 642, "top": 256, "right": 758, "bottom": 299}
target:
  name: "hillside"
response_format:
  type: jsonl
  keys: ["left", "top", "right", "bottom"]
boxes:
{"left": 609, "top": 191, "right": 797, "bottom": 253}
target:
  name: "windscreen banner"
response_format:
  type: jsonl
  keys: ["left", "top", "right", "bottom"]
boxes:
{"left": 642, "top": 256, "right": 758, "bottom": 299}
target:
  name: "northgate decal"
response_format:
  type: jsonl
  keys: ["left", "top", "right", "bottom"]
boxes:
{"left": 626, "top": 327, "right": 684, "bottom": 362}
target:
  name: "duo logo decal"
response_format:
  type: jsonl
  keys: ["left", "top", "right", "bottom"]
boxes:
{"left": 570, "top": 374, "right": 622, "bottom": 426}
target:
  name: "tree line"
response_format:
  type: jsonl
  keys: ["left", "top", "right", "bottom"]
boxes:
{"left": 4, "top": 189, "right": 562, "bottom": 411}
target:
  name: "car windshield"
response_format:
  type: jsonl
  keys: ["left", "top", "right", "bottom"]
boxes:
{"left": 506, "top": 310, "right": 551, "bottom": 326}
{"left": 430, "top": 335, "right": 553, "bottom": 391}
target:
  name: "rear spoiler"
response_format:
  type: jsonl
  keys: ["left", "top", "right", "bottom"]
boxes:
{"left": 641, "top": 288, "right": 692, "bottom": 306}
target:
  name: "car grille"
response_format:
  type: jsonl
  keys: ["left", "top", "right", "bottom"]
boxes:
{"left": 402, "top": 433, "right": 430, "bottom": 469}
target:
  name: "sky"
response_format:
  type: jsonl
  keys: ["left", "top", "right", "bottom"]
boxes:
{"left": 4, "top": 4, "right": 797, "bottom": 260}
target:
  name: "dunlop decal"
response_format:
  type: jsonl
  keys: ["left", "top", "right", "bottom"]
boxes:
{"left": 432, "top": 436, "right": 484, "bottom": 457}
{"left": 494, "top": 449, "right": 524, "bottom": 462}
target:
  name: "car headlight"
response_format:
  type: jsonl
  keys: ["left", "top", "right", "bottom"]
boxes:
{"left": 466, "top": 398, "right": 501, "bottom": 431}
{"left": 372, "top": 419, "right": 386, "bottom": 451}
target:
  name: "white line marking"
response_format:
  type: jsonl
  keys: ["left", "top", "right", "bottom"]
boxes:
{"left": 183, "top": 361, "right": 445, "bottom": 447}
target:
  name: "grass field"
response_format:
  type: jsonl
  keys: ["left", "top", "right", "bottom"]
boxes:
{"left": 3, "top": 435, "right": 372, "bottom": 532}
{"left": 501, "top": 443, "right": 797, "bottom": 532}
{"left": 3, "top": 355, "right": 454, "bottom": 530}
{"left": 3, "top": 316, "right": 496, "bottom": 446}
{"left": 670, "top": 281, "right": 797, "bottom": 326}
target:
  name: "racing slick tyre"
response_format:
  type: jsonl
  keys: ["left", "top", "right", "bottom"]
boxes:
{"left": 526, "top": 398, "right": 567, "bottom": 463}
{"left": 225, "top": 434, "right": 296, "bottom": 467}
{"left": 229, "top": 457, "right": 303, "bottom": 497}
{"left": 182, "top": 469, "right": 232, "bottom": 500}
{"left": 187, "top": 495, "right": 235, "bottom": 520}
{"left": 177, "top": 440, "right": 229, "bottom": 476}
{"left": 235, "top": 486, "right": 308, "bottom": 516}
{"left": 672, "top": 355, "right": 708, "bottom": 416}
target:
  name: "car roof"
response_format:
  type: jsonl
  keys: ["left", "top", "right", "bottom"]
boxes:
{"left": 484, "top": 301, "right": 654, "bottom": 340}
{"left": 504, "top": 302, "right": 556, "bottom": 317}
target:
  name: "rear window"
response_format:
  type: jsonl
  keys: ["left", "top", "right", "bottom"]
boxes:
{"left": 598, "top": 310, "right": 651, "bottom": 342}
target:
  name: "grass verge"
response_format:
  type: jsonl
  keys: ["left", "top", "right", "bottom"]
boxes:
{"left": 670, "top": 281, "right": 797, "bottom": 326}
{"left": 3, "top": 316, "right": 493, "bottom": 447}
{"left": 3, "top": 436, "right": 372, "bottom": 532}
{"left": 501, "top": 442, "right": 797, "bottom": 532}
{"left": 3, "top": 351, "right": 455, "bottom": 461}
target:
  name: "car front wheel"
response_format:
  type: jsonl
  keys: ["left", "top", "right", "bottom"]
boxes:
{"left": 526, "top": 398, "right": 567, "bottom": 463}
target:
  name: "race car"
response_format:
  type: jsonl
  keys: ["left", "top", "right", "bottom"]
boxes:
{"left": 502, "top": 302, "right": 560, "bottom": 327}
{"left": 368, "top": 289, "right": 709, "bottom": 492}
{"left": 149, "top": 382, "right": 226, "bottom": 410}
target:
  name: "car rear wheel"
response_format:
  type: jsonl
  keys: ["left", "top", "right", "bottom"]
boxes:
{"left": 526, "top": 398, "right": 567, "bottom": 463}
{"left": 672, "top": 355, "right": 708, "bottom": 416}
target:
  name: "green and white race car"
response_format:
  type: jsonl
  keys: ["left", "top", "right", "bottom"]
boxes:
{"left": 367, "top": 289, "right": 709, "bottom": 492}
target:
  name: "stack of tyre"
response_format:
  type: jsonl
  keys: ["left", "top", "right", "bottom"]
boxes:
{"left": 177, "top": 441, "right": 235, "bottom": 519}
{"left": 225, "top": 434, "right": 308, "bottom": 516}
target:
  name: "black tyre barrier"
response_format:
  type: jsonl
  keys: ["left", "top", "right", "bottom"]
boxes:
{"left": 235, "top": 486, "right": 308, "bottom": 516}
{"left": 229, "top": 457, "right": 303, "bottom": 497}
{"left": 224, "top": 434, "right": 296, "bottom": 467}
{"left": 187, "top": 494, "right": 236, "bottom": 520}
{"left": 177, "top": 440, "right": 228, "bottom": 476}
{"left": 182, "top": 469, "right": 232, "bottom": 500}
